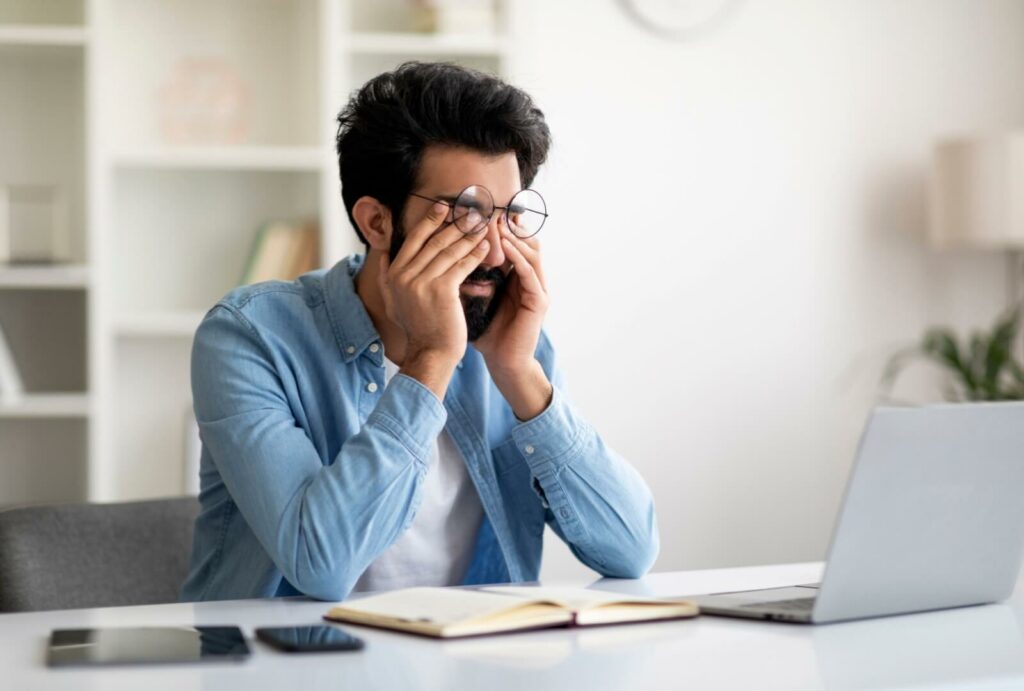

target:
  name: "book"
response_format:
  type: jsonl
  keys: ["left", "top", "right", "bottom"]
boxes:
{"left": 323, "top": 586, "right": 698, "bottom": 639}
{"left": 0, "top": 322, "right": 24, "bottom": 401}
{"left": 240, "top": 220, "right": 318, "bottom": 285}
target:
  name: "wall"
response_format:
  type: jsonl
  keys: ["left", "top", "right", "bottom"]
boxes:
{"left": 513, "top": 0, "right": 1024, "bottom": 580}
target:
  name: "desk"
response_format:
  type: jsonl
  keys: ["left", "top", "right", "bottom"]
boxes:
{"left": 3, "top": 562, "right": 1024, "bottom": 690}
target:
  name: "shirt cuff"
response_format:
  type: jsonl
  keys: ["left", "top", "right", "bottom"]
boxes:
{"left": 368, "top": 372, "right": 447, "bottom": 462}
{"left": 508, "top": 386, "right": 584, "bottom": 476}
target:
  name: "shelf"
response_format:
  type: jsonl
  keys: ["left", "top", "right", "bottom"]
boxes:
{"left": 0, "top": 264, "right": 89, "bottom": 289}
{"left": 344, "top": 32, "right": 509, "bottom": 56}
{"left": 112, "top": 146, "right": 325, "bottom": 173}
{"left": 114, "top": 311, "right": 206, "bottom": 338}
{"left": 0, "top": 392, "right": 90, "bottom": 418}
{"left": 0, "top": 25, "right": 88, "bottom": 48}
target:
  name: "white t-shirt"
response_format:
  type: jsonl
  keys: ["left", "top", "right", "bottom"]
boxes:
{"left": 352, "top": 357, "right": 485, "bottom": 593}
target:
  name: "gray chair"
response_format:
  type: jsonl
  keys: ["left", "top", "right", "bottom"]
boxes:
{"left": 0, "top": 497, "right": 198, "bottom": 613}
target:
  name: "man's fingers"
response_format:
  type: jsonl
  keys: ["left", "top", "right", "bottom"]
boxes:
{"left": 503, "top": 229, "right": 547, "bottom": 291}
{"left": 501, "top": 236, "right": 545, "bottom": 295}
{"left": 448, "top": 239, "right": 492, "bottom": 284}
{"left": 419, "top": 229, "right": 490, "bottom": 282}
{"left": 390, "top": 201, "right": 452, "bottom": 271}
{"left": 401, "top": 222, "right": 472, "bottom": 279}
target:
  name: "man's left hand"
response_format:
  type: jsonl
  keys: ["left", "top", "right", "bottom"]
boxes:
{"left": 473, "top": 223, "right": 553, "bottom": 421}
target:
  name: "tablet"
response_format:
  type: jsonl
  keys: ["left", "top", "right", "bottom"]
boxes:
{"left": 46, "top": 626, "right": 250, "bottom": 667}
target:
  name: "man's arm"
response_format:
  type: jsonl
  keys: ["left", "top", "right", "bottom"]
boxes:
{"left": 501, "top": 331, "right": 660, "bottom": 578}
{"left": 192, "top": 305, "right": 446, "bottom": 601}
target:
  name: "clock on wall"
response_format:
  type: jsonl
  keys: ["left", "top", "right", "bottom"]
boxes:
{"left": 618, "top": 0, "right": 740, "bottom": 40}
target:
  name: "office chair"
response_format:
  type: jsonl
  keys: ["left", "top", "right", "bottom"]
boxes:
{"left": 0, "top": 497, "right": 197, "bottom": 612}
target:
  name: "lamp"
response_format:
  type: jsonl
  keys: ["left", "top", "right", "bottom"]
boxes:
{"left": 929, "top": 133, "right": 1024, "bottom": 250}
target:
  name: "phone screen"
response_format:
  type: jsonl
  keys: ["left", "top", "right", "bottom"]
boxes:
{"left": 256, "top": 625, "right": 364, "bottom": 653}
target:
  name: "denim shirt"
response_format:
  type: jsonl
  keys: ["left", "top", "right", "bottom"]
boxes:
{"left": 180, "top": 255, "right": 659, "bottom": 602}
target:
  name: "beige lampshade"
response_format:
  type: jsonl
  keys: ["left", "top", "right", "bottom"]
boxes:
{"left": 929, "top": 133, "right": 1024, "bottom": 249}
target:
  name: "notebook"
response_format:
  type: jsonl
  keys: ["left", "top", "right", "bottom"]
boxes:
{"left": 323, "top": 586, "right": 698, "bottom": 639}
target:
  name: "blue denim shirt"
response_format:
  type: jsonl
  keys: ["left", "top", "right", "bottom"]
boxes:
{"left": 180, "top": 254, "right": 659, "bottom": 602}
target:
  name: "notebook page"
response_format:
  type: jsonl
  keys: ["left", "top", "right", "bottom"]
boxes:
{"left": 480, "top": 586, "right": 669, "bottom": 611}
{"left": 331, "top": 587, "right": 556, "bottom": 626}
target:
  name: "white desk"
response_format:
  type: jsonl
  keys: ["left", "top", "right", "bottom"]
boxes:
{"left": 4, "top": 562, "right": 1024, "bottom": 690}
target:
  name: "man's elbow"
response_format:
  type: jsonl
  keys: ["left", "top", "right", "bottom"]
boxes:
{"left": 595, "top": 511, "right": 660, "bottom": 579}
{"left": 607, "top": 529, "right": 660, "bottom": 579}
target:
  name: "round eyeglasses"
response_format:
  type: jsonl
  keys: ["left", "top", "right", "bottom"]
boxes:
{"left": 410, "top": 186, "right": 548, "bottom": 239}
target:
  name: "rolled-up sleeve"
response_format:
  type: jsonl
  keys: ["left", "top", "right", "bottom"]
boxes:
{"left": 192, "top": 305, "right": 445, "bottom": 600}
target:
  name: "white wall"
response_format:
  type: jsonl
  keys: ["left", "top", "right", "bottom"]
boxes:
{"left": 517, "top": 0, "right": 1024, "bottom": 580}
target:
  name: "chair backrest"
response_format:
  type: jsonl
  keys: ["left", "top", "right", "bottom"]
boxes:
{"left": 0, "top": 497, "right": 198, "bottom": 613}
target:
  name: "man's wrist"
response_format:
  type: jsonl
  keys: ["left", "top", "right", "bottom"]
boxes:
{"left": 401, "top": 349, "right": 459, "bottom": 401}
{"left": 490, "top": 359, "right": 553, "bottom": 422}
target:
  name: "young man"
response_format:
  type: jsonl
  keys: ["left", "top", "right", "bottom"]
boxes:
{"left": 181, "top": 62, "right": 658, "bottom": 602}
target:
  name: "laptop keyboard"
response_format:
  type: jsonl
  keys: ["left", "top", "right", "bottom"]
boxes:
{"left": 739, "top": 597, "right": 816, "bottom": 612}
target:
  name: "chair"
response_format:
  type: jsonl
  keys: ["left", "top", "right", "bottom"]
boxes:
{"left": 0, "top": 497, "right": 198, "bottom": 613}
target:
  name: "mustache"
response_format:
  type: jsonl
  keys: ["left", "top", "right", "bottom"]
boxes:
{"left": 463, "top": 267, "right": 506, "bottom": 285}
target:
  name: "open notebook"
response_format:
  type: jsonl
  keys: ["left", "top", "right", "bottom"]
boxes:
{"left": 324, "top": 586, "right": 698, "bottom": 639}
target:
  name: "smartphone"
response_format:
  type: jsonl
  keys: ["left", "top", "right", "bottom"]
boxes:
{"left": 255, "top": 625, "right": 365, "bottom": 653}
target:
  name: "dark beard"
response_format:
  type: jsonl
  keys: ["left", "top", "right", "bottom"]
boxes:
{"left": 388, "top": 230, "right": 506, "bottom": 342}
{"left": 463, "top": 267, "right": 507, "bottom": 341}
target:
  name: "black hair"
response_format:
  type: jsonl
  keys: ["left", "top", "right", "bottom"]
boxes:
{"left": 335, "top": 61, "right": 551, "bottom": 247}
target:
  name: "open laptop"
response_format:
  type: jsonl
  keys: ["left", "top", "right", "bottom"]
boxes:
{"left": 693, "top": 402, "right": 1024, "bottom": 624}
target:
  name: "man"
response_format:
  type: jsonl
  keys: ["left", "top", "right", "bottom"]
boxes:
{"left": 181, "top": 62, "right": 658, "bottom": 602}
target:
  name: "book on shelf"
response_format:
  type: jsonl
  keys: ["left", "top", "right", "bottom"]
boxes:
{"left": 240, "top": 220, "right": 318, "bottom": 286}
{"left": 0, "top": 322, "right": 25, "bottom": 401}
{"left": 324, "top": 586, "right": 698, "bottom": 639}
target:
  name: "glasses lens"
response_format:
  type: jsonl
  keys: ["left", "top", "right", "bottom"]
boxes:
{"left": 453, "top": 186, "right": 494, "bottom": 234}
{"left": 506, "top": 189, "right": 547, "bottom": 238}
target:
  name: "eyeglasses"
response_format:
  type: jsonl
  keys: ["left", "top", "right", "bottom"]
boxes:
{"left": 409, "top": 185, "right": 548, "bottom": 238}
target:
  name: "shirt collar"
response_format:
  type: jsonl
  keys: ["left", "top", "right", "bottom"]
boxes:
{"left": 324, "top": 254, "right": 384, "bottom": 365}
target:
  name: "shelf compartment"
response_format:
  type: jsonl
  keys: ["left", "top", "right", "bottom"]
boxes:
{"left": 111, "top": 339, "right": 194, "bottom": 499}
{"left": 0, "top": 264, "right": 89, "bottom": 289}
{"left": 0, "top": 0, "right": 84, "bottom": 27}
{"left": 0, "top": 46, "right": 87, "bottom": 263}
{"left": 112, "top": 168, "right": 319, "bottom": 314}
{"left": 0, "top": 290, "right": 86, "bottom": 393}
{"left": 349, "top": 0, "right": 504, "bottom": 36}
{"left": 106, "top": 0, "right": 320, "bottom": 150}
{"left": 0, "top": 419, "right": 88, "bottom": 506}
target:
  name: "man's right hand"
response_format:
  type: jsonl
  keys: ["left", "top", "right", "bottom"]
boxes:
{"left": 377, "top": 201, "right": 490, "bottom": 399}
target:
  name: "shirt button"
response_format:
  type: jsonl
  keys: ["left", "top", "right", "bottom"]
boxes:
{"left": 367, "top": 382, "right": 378, "bottom": 393}
{"left": 523, "top": 445, "right": 535, "bottom": 455}
{"left": 369, "top": 343, "right": 380, "bottom": 353}
{"left": 345, "top": 345, "right": 355, "bottom": 354}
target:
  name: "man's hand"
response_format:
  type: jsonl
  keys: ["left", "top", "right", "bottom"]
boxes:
{"left": 474, "top": 221, "right": 553, "bottom": 421}
{"left": 378, "top": 202, "right": 490, "bottom": 399}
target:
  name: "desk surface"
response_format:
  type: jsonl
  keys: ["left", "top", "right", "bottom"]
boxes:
{"left": 3, "top": 561, "right": 1024, "bottom": 691}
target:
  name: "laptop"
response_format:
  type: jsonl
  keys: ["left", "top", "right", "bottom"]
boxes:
{"left": 693, "top": 402, "right": 1024, "bottom": 624}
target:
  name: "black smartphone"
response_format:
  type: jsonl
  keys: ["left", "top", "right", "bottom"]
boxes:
{"left": 255, "top": 625, "right": 365, "bottom": 653}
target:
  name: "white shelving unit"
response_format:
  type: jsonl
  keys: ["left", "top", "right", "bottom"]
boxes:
{"left": 0, "top": 0, "right": 89, "bottom": 507}
{"left": 1, "top": 0, "right": 513, "bottom": 506}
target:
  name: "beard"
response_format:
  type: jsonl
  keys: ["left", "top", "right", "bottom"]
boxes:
{"left": 462, "top": 266, "right": 507, "bottom": 341}
{"left": 389, "top": 230, "right": 507, "bottom": 342}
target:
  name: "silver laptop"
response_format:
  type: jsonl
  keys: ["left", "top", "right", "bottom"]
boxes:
{"left": 694, "top": 402, "right": 1024, "bottom": 624}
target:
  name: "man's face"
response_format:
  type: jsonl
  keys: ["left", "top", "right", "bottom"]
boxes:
{"left": 395, "top": 146, "right": 520, "bottom": 341}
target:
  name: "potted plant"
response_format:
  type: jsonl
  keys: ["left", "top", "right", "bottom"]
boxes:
{"left": 883, "top": 307, "right": 1024, "bottom": 402}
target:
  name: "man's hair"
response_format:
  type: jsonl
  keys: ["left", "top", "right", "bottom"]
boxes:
{"left": 335, "top": 61, "right": 551, "bottom": 247}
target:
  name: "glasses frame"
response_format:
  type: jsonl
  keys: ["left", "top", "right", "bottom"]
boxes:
{"left": 409, "top": 186, "right": 549, "bottom": 238}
